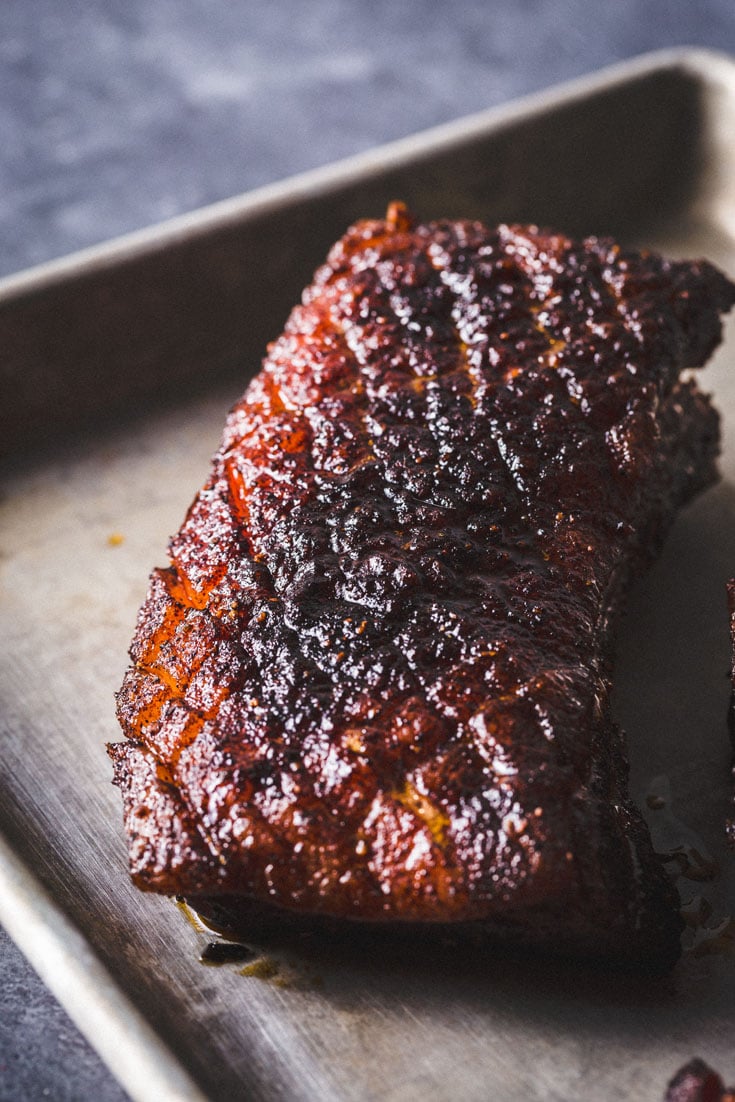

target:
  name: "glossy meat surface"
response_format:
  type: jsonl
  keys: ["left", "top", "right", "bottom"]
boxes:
{"left": 110, "top": 204, "right": 735, "bottom": 967}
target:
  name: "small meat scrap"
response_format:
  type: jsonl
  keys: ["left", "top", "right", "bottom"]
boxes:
{"left": 664, "top": 1058, "right": 735, "bottom": 1102}
{"left": 109, "top": 203, "right": 735, "bottom": 969}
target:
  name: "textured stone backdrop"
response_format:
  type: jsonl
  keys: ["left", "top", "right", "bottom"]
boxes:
{"left": 3, "top": 0, "right": 735, "bottom": 278}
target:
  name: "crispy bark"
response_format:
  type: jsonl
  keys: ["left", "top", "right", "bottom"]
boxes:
{"left": 110, "top": 203, "right": 735, "bottom": 968}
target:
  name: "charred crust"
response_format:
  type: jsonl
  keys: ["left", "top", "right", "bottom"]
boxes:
{"left": 109, "top": 207, "right": 735, "bottom": 967}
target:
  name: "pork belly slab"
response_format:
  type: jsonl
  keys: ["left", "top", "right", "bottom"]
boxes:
{"left": 110, "top": 204, "right": 735, "bottom": 969}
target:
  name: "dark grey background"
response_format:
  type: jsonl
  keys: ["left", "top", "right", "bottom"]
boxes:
{"left": 2, "top": 1, "right": 735, "bottom": 1098}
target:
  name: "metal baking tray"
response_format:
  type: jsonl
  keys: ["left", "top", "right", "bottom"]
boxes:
{"left": 2, "top": 47, "right": 735, "bottom": 1102}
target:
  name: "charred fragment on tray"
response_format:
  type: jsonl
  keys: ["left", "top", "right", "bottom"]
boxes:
{"left": 199, "top": 941, "right": 257, "bottom": 966}
{"left": 664, "top": 1057, "right": 735, "bottom": 1102}
{"left": 109, "top": 202, "right": 735, "bottom": 969}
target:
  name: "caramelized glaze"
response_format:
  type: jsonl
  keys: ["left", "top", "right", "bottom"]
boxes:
{"left": 110, "top": 204, "right": 735, "bottom": 969}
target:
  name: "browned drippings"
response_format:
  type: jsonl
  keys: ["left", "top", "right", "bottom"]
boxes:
{"left": 239, "top": 957, "right": 280, "bottom": 981}
{"left": 643, "top": 777, "right": 734, "bottom": 958}
{"left": 680, "top": 895, "right": 713, "bottom": 929}
{"left": 663, "top": 845, "right": 719, "bottom": 883}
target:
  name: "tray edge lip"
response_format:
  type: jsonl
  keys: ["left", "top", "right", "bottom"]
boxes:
{"left": 0, "top": 833, "right": 208, "bottom": 1102}
{"left": 0, "top": 45, "right": 733, "bottom": 305}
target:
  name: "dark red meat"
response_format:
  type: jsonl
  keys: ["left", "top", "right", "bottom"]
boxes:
{"left": 109, "top": 203, "right": 735, "bottom": 968}
{"left": 664, "top": 1058, "right": 734, "bottom": 1102}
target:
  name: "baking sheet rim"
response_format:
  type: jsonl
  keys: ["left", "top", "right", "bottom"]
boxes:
{"left": 0, "top": 834, "right": 207, "bottom": 1102}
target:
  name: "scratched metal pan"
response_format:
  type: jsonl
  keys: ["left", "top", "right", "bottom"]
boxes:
{"left": 2, "top": 47, "right": 735, "bottom": 1102}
